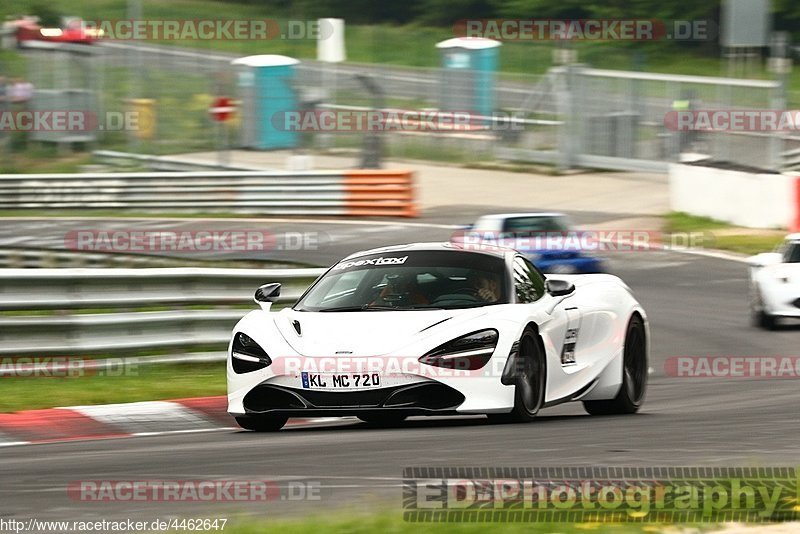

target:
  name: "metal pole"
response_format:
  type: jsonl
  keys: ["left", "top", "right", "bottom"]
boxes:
{"left": 127, "top": 0, "right": 142, "bottom": 155}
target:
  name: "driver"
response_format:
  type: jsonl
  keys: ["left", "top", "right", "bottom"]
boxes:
{"left": 470, "top": 272, "right": 501, "bottom": 303}
{"left": 374, "top": 272, "right": 429, "bottom": 306}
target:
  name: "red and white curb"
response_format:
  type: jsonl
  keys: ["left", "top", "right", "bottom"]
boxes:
{"left": 0, "top": 396, "right": 336, "bottom": 447}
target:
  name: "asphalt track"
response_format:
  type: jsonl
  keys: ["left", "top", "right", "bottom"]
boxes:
{"left": 2, "top": 209, "right": 800, "bottom": 525}
{"left": 0, "top": 206, "right": 630, "bottom": 266}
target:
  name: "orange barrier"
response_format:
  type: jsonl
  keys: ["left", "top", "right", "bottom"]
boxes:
{"left": 795, "top": 177, "right": 800, "bottom": 232}
{"left": 343, "top": 170, "right": 418, "bottom": 217}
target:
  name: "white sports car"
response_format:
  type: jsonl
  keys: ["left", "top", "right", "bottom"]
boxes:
{"left": 227, "top": 242, "right": 649, "bottom": 431}
{"left": 749, "top": 233, "right": 800, "bottom": 330}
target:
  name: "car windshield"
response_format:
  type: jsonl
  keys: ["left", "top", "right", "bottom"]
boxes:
{"left": 501, "top": 215, "right": 570, "bottom": 234}
{"left": 783, "top": 242, "right": 800, "bottom": 263}
{"left": 294, "top": 250, "right": 509, "bottom": 311}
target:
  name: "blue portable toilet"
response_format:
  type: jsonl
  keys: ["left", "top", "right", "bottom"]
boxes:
{"left": 436, "top": 38, "right": 501, "bottom": 121}
{"left": 232, "top": 54, "right": 300, "bottom": 150}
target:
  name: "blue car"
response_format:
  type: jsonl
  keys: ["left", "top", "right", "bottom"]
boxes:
{"left": 461, "top": 212, "right": 606, "bottom": 274}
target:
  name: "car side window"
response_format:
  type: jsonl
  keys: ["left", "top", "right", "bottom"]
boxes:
{"left": 513, "top": 256, "right": 546, "bottom": 303}
{"left": 784, "top": 243, "right": 800, "bottom": 263}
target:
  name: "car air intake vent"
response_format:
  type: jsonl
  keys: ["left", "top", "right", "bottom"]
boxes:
{"left": 243, "top": 385, "right": 307, "bottom": 412}
{"left": 384, "top": 383, "right": 465, "bottom": 410}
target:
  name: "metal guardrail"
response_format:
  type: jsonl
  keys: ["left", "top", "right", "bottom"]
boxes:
{"left": 0, "top": 247, "right": 304, "bottom": 269}
{"left": 0, "top": 247, "right": 206, "bottom": 268}
{"left": 782, "top": 147, "right": 800, "bottom": 172}
{"left": 92, "top": 150, "right": 262, "bottom": 172}
{"left": 0, "top": 169, "right": 418, "bottom": 217}
{"left": 0, "top": 267, "right": 326, "bottom": 359}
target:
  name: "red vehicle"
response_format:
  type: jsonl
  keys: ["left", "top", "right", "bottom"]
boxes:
{"left": 12, "top": 16, "right": 102, "bottom": 46}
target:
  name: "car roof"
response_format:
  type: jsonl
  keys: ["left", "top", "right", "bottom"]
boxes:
{"left": 786, "top": 233, "right": 800, "bottom": 242}
{"left": 341, "top": 242, "right": 513, "bottom": 261}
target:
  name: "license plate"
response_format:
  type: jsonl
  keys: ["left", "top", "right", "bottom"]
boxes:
{"left": 300, "top": 372, "right": 381, "bottom": 390}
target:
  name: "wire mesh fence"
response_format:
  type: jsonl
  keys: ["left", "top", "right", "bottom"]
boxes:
{"left": 4, "top": 39, "right": 795, "bottom": 172}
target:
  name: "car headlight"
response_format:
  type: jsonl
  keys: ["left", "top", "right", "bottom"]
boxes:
{"left": 231, "top": 332, "right": 272, "bottom": 374}
{"left": 418, "top": 329, "right": 498, "bottom": 370}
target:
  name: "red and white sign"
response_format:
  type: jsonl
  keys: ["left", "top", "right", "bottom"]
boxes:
{"left": 209, "top": 97, "right": 235, "bottom": 122}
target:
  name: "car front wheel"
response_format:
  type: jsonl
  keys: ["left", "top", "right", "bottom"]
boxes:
{"left": 489, "top": 327, "right": 546, "bottom": 423}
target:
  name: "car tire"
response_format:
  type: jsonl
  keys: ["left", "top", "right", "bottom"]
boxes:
{"left": 754, "top": 310, "right": 777, "bottom": 330}
{"left": 235, "top": 415, "right": 288, "bottom": 432}
{"left": 488, "top": 327, "right": 546, "bottom": 423}
{"left": 583, "top": 314, "right": 647, "bottom": 416}
{"left": 750, "top": 288, "right": 777, "bottom": 330}
{"left": 357, "top": 414, "right": 407, "bottom": 426}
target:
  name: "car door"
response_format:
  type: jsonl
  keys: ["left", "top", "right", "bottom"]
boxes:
{"left": 512, "top": 256, "right": 586, "bottom": 402}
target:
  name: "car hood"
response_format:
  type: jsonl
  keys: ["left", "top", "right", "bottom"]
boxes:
{"left": 272, "top": 307, "right": 484, "bottom": 357}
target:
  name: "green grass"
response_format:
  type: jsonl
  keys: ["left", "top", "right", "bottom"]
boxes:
{"left": 219, "top": 511, "right": 711, "bottom": 534}
{"left": 0, "top": 361, "right": 225, "bottom": 412}
{"left": 0, "top": 147, "right": 93, "bottom": 174}
{"left": 665, "top": 212, "right": 786, "bottom": 255}
{"left": 708, "top": 234, "right": 786, "bottom": 256}
{"left": 665, "top": 212, "right": 735, "bottom": 233}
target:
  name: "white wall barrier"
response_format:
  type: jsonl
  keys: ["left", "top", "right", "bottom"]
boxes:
{"left": 669, "top": 163, "right": 800, "bottom": 231}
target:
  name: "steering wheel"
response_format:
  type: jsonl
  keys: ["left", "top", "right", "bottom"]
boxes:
{"left": 452, "top": 287, "right": 480, "bottom": 297}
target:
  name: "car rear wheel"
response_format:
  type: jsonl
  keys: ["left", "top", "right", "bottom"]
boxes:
{"left": 584, "top": 315, "right": 647, "bottom": 415}
{"left": 235, "top": 415, "right": 288, "bottom": 432}
{"left": 489, "top": 327, "right": 545, "bottom": 423}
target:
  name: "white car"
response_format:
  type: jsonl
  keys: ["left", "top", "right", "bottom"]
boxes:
{"left": 227, "top": 242, "right": 649, "bottom": 431}
{"left": 748, "top": 234, "right": 800, "bottom": 329}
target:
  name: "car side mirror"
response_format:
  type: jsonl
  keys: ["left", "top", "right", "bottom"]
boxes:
{"left": 546, "top": 279, "right": 575, "bottom": 297}
{"left": 254, "top": 283, "right": 281, "bottom": 311}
